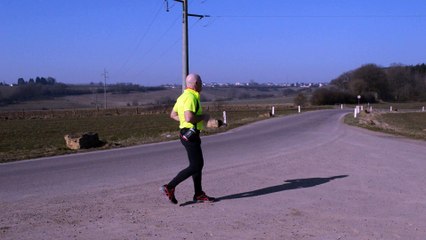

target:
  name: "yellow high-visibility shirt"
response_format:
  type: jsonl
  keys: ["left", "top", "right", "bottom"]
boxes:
{"left": 173, "top": 88, "right": 203, "bottom": 130}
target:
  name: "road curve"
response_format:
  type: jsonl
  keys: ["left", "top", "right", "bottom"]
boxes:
{"left": 1, "top": 109, "right": 425, "bottom": 239}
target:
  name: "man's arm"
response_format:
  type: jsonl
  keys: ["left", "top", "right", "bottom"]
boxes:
{"left": 184, "top": 110, "right": 209, "bottom": 125}
{"left": 170, "top": 109, "right": 180, "bottom": 122}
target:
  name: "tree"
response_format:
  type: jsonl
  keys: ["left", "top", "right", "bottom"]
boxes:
{"left": 386, "top": 65, "right": 412, "bottom": 101}
{"left": 47, "top": 77, "right": 56, "bottom": 85}
{"left": 352, "top": 64, "right": 390, "bottom": 100}
{"left": 348, "top": 78, "right": 367, "bottom": 95}
{"left": 17, "top": 78, "right": 26, "bottom": 85}
{"left": 326, "top": 62, "right": 426, "bottom": 104}
{"left": 293, "top": 93, "right": 307, "bottom": 106}
{"left": 330, "top": 71, "right": 352, "bottom": 89}
{"left": 248, "top": 80, "right": 259, "bottom": 86}
{"left": 35, "top": 77, "right": 47, "bottom": 85}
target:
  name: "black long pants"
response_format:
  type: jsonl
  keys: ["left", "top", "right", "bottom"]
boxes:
{"left": 168, "top": 136, "right": 204, "bottom": 194}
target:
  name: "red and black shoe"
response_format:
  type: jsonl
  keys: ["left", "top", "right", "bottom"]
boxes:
{"left": 193, "top": 191, "right": 216, "bottom": 203}
{"left": 160, "top": 185, "right": 178, "bottom": 204}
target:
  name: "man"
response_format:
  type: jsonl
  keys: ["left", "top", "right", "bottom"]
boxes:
{"left": 161, "top": 73, "right": 215, "bottom": 204}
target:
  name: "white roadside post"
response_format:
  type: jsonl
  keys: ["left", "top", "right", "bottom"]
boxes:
{"left": 271, "top": 106, "right": 275, "bottom": 116}
{"left": 341, "top": 104, "right": 343, "bottom": 109}
{"left": 422, "top": 106, "right": 425, "bottom": 112}
{"left": 298, "top": 105, "right": 301, "bottom": 113}
{"left": 354, "top": 107, "right": 357, "bottom": 118}
{"left": 223, "top": 111, "right": 227, "bottom": 125}
{"left": 390, "top": 106, "right": 393, "bottom": 112}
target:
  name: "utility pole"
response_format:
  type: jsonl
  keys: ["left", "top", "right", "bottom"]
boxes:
{"left": 102, "top": 69, "right": 108, "bottom": 109}
{"left": 173, "top": 0, "right": 208, "bottom": 92}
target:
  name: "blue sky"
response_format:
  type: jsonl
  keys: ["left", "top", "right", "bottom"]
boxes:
{"left": 1, "top": 0, "right": 425, "bottom": 86}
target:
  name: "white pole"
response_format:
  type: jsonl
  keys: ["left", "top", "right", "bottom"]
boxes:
{"left": 341, "top": 104, "right": 343, "bottom": 109}
{"left": 271, "top": 106, "right": 275, "bottom": 116}
{"left": 223, "top": 111, "right": 227, "bottom": 125}
{"left": 354, "top": 107, "right": 357, "bottom": 118}
{"left": 422, "top": 106, "right": 425, "bottom": 112}
{"left": 370, "top": 106, "right": 373, "bottom": 112}
{"left": 390, "top": 106, "right": 392, "bottom": 112}
{"left": 298, "top": 105, "right": 301, "bottom": 113}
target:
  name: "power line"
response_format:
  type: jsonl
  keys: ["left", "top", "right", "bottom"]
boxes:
{"left": 140, "top": 16, "right": 180, "bottom": 58}
{"left": 136, "top": 15, "right": 204, "bottom": 78}
{"left": 116, "top": 2, "right": 164, "bottom": 75}
{"left": 213, "top": 14, "right": 426, "bottom": 19}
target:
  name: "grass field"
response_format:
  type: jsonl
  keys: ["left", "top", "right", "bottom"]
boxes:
{"left": 2, "top": 97, "right": 424, "bottom": 163}
{"left": 0, "top": 86, "right": 308, "bottom": 163}
{"left": 0, "top": 86, "right": 301, "bottom": 111}
{"left": 344, "top": 110, "right": 426, "bottom": 140}
{"left": 0, "top": 105, "right": 318, "bottom": 163}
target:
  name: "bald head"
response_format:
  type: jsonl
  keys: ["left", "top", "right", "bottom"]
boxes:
{"left": 186, "top": 73, "right": 202, "bottom": 92}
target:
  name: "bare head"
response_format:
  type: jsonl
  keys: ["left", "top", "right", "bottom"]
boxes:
{"left": 186, "top": 73, "right": 202, "bottom": 92}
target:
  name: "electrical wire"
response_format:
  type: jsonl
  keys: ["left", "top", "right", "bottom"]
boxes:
{"left": 135, "top": 16, "right": 204, "bottom": 80}
{"left": 138, "top": 15, "right": 180, "bottom": 60}
{"left": 125, "top": 0, "right": 211, "bottom": 84}
{"left": 116, "top": 1, "right": 164, "bottom": 75}
{"left": 213, "top": 14, "right": 426, "bottom": 19}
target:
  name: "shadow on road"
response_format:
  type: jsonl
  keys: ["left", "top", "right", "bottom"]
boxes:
{"left": 180, "top": 175, "right": 348, "bottom": 206}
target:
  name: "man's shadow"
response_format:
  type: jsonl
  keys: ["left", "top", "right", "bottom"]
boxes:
{"left": 180, "top": 175, "right": 348, "bottom": 206}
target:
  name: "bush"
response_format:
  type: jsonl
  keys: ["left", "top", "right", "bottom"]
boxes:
{"left": 311, "top": 88, "right": 356, "bottom": 105}
{"left": 294, "top": 93, "right": 307, "bottom": 106}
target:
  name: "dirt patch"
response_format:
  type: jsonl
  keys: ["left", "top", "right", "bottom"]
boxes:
{"left": 357, "top": 112, "right": 394, "bottom": 130}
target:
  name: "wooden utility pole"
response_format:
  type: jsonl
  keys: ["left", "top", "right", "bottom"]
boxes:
{"left": 102, "top": 69, "right": 108, "bottom": 109}
{"left": 173, "top": 0, "right": 207, "bottom": 92}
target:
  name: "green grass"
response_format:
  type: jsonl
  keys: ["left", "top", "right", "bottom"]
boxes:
{"left": 3, "top": 104, "right": 422, "bottom": 163}
{"left": 380, "top": 112, "right": 426, "bottom": 138}
{"left": 1, "top": 106, "right": 318, "bottom": 163}
{"left": 344, "top": 112, "right": 426, "bottom": 140}
{"left": 0, "top": 114, "right": 174, "bottom": 162}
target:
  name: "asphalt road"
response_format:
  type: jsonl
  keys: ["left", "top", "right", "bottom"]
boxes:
{"left": 1, "top": 109, "right": 425, "bottom": 239}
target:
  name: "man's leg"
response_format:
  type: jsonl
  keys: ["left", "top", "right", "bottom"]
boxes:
{"left": 168, "top": 139, "right": 204, "bottom": 191}
{"left": 188, "top": 142, "right": 204, "bottom": 194}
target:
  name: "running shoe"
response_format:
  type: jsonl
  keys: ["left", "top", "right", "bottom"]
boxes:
{"left": 160, "top": 185, "right": 178, "bottom": 204}
{"left": 193, "top": 191, "right": 216, "bottom": 202}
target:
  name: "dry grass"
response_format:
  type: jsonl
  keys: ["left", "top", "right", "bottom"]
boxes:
{"left": 344, "top": 111, "right": 426, "bottom": 140}
{"left": 0, "top": 105, "right": 322, "bottom": 163}
{"left": 0, "top": 87, "right": 300, "bottom": 111}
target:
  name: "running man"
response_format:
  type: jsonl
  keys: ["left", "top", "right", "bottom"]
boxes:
{"left": 161, "top": 73, "right": 215, "bottom": 204}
